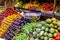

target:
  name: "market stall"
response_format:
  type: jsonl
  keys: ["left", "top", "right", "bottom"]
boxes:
{"left": 0, "top": 0, "right": 60, "bottom": 40}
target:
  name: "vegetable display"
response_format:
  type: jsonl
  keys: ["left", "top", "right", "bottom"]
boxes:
{"left": 13, "top": 18, "right": 60, "bottom": 40}
{"left": 15, "top": 1, "right": 23, "bottom": 8}
{"left": 51, "top": 33, "right": 60, "bottom": 40}
{"left": 43, "top": 3, "right": 54, "bottom": 11}
{"left": 13, "top": 33, "right": 29, "bottom": 40}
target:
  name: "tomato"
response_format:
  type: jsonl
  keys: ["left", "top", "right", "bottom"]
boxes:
{"left": 57, "top": 33, "right": 60, "bottom": 36}
{"left": 55, "top": 36, "right": 60, "bottom": 40}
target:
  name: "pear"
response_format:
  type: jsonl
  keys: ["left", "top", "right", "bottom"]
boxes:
{"left": 53, "top": 33, "right": 57, "bottom": 37}
{"left": 52, "top": 18, "right": 57, "bottom": 21}
{"left": 33, "top": 31, "right": 37, "bottom": 36}
{"left": 40, "top": 36, "right": 44, "bottom": 40}
{"left": 44, "top": 37, "right": 48, "bottom": 40}
{"left": 37, "top": 34, "right": 40, "bottom": 37}
{"left": 55, "top": 29, "right": 58, "bottom": 33}
{"left": 57, "top": 21, "right": 60, "bottom": 27}
{"left": 41, "top": 26, "right": 45, "bottom": 31}
{"left": 58, "top": 27, "right": 60, "bottom": 32}
{"left": 50, "top": 28, "right": 55, "bottom": 33}
{"left": 50, "top": 24, "right": 54, "bottom": 28}
{"left": 45, "top": 28, "right": 49, "bottom": 32}
{"left": 53, "top": 21, "right": 57, "bottom": 25}
{"left": 48, "top": 33, "right": 53, "bottom": 38}
{"left": 45, "top": 19, "right": 52, "bottom": 23}
{"left": 44, "top": 32, "right": 48, "bottom": 36}
{"left": 54, "top": 26, "right": 57, "bottom": 29}
{"left": 30, "top": 38, "right": 34, "bottom": 40}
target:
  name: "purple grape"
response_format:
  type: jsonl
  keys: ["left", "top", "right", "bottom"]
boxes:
{"left": 12, "top": 26, "right": 20, "bottom": 30}
{"left": 9, "top": 34, "right": 14, "bottom": 38}
{"left": 15, "top": 19, "right": 21, "bottom": 22}
{"left": 18, "top": 20, "right": 21, "bottom": 22}
{"left": 4, "top": 34, "right": 10, "bottom": 39}
{"left": 13, "top": 21, "right": 20, "bottom": 26}
{"left": 4, "top": 37, "right": 9, "bottom": 40}
{"left": 12, "top": 24, "right": 18, "bottom": 27}
{"left": 4, "top": 34, "right": 8, "bottom": 37}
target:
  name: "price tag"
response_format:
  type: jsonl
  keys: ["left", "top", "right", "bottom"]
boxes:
{"left": 24, "top": 12, "right": 41, "bottom": 16}
{"left": 23, "top": 12, "right": 41, "bottom": 19}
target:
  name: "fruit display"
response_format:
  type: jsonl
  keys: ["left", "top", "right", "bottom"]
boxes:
{"left": 23, "top": 3, "right": 32, "bottom": 9}
{"left": 0, "top": 14, "right": 20, "bottom": 37}
{"left": 1, "top": 1, "right": 60, "bottom": 40}
{"left": 15, "top": 1, "right": 23, "bottom": 7}
{"left": 15, "top": 1, "right": 54, "bottom": 11}
{"left": 13, "top": 18, "right": 60, "bottom": 40}
{"left": 23, "top": 1, "right": 42, "bottom": 10}
{"left": 13, "top": 33, "right": 29, "bottom": 40}
{"left": 51, "top": 33, "right": 60, "bottom": 40}
{"left": 3, "top": 17, "right": 27, "bottom": 40}
{"left": 0, "top": 6, "right": 4, "bottom": 13}
{"left": 15, "top": 1, "right": 42, "bottom": 10}
{"left": 43, "top": 3, "right": 54, "bottom": 11}
{"left": 55, "top": 33, "right": 60, "bottom": 40}
{"left": 0, "top": 8, "right": 18, "bottom": 25}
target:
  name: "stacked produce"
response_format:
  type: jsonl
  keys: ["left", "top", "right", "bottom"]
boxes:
{"left": 23, "top": 1, "right": 42, "bottom": 10}
{"left": 3, "top": 17, "right": 27, "bottom": 40}
{"left": 55, "top": 33, "right": 60, "bottom": 40}
{"left": 0, "top": 13, "right": 21, "bottom": 37}
{"left": 43, "top": 3, "right": 54, "bottom": 11}
{"left": 24, "top": 1, "right": 41, "bottom": 10}
{"left": 15, "top": 1, "right": 23, "bottom": 8}
{"left": 0, "top": 8, "right": 18, "bottom": 25}
{"left": 0, "top": 6, "right": 4, "bottom": 13}
{"left": 15, "top": 1, "right": 42, "bottom": 10}
{"left": 13, "top": 33, "right": 29, "bottom": 40}
{"left": 14, "top": 18, "right": 60, "bottom": 40}
{"left": 15, "top": 1, "right": 54, "bottom": 11}
{"left": 50, "top": 33, "right": 60, "bottom": 40}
